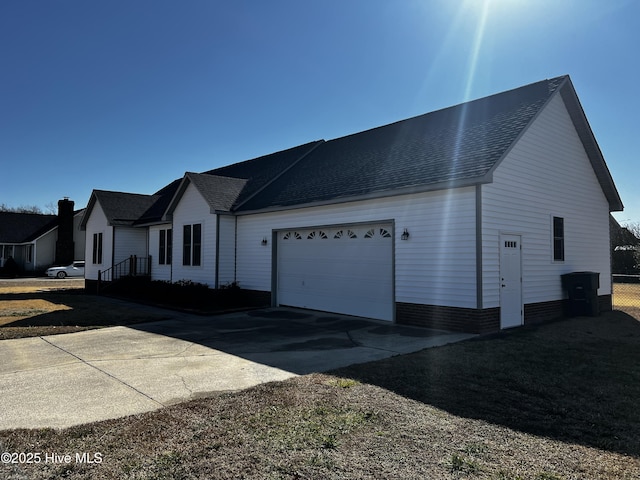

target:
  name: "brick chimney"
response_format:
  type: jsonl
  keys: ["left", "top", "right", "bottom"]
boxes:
{"left": 55, "top": 198, "right": 75, "bottom": 265}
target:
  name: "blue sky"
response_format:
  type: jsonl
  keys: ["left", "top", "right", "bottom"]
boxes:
{"left": 1, "top": 0, "right": 639, "bottom": 222}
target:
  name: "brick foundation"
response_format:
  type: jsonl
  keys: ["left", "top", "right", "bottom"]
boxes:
{"left": 396, "top": 303, "right": 500, "bottom": 334}
{"left": 524, "top": 299, "right": 565, "bottom": 325}
{"left": 598, "top": 294, "right": 613, "bottom": 312}
{"left": 85, "top": 279, "right": 98, "bottom": 294}
{"left": 398, "top": 295, "right": 613, "bottom": 334}
{"left": 242, "top": 289, "right": 272, "bottom": 307}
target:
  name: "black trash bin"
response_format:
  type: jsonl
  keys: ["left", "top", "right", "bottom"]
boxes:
{"left": 561, "top": 271, "right": 600, "bottom": 317}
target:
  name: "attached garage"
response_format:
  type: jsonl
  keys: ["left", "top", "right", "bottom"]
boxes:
{"left": 275, "top": 222, "right": 394, "bottom": 321}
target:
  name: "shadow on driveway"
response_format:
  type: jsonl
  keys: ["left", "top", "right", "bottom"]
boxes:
{"left": 0, "top": 304, "right": 472, "bottom": 430}
{"left": 127, "top": 307, "right": 473, "bottom": 375}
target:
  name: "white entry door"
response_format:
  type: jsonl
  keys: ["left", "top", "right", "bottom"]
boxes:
{"left": 277, "top": 224, "right": 394, "bottom": 321}
{"left": 500, "top": 234, "right": 523, "bottom": 329}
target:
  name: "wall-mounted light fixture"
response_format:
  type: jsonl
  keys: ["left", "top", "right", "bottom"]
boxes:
{"left": 261, "top": 237, "right": 268, "bottom": 246}
{"left": 401, "top": 228, "right": 410, "bottom": 241}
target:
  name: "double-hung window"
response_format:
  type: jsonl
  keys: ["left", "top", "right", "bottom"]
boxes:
{"left": 159, "top": 228, "right": 172, "bottom": 265}
{"left": 182, "top": 224, "right": 201, "bottom": 266}
{"left": 553, "top": 216, "right": 564, "bottom": 262}
{"left": 92, "top": 233, "right": 103, "bottom": 264}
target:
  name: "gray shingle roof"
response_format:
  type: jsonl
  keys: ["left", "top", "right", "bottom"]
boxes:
{"left": 203, "top": 141, "right": 323, "bottom": 209}
{"left": 83, "top": 75, "right": 623, "bottom": 223}
{"left": 185, "top": 173, "right": 248, "bottom": 212}
{"left": 134, "top": 179, "right": 182, "bottom": 225}
{"left": 93, "top": 190, "right": 161, "bottom": 226}
{"left": 237, "top": 76, "right": 567, "bottom": 211}
{"left": 0, "top": 212, "right": 57, "bottom": 243}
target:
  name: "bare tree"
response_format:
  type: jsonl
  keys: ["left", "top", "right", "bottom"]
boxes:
{"left": 612, "top": 220, "right": 640, "bottom": 275}
{"left": 0, "top": 204, "right": 45, "bottom": 214}
{"left": 44, "top": 201, "right": 58, "bottom": 215}
{"left": 623, "top": 221, "right": 640, "bottom": 241}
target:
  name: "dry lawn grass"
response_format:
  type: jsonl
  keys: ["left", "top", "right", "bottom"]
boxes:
{"left": 1, "top": 311, "right": 639, "bottom": 479}
{"left": 613, "top": 282, "right": 640, "bottom": 319}
{"left": 0, "top": 280, "right": 170, "bottom": 339}
{"left": 0, "top": 279, "right": 85, "bottom": 294}
{"left": 0, "top": 299, "right": 72, "bottom": 326}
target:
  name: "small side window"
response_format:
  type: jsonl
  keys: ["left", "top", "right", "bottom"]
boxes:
{"left": 553, "top": 216, "right": 564, "bottom": 261}
{"left": 92, "top": 233, "right": 103, "bottom": 264}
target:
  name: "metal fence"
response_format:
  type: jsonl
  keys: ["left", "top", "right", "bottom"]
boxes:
{"left": 613, "top": 275, "right": 640, "bottom": 316}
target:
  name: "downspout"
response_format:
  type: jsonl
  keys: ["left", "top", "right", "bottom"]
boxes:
{"left": 234, "top": 216, "right": 238, "bottom": 283}
{"left": 170, "top": 222, "right": 174, "bottom": 283}
{"left": 215, "top": 215, "right": 220, "bottom": 289}
{"left": 476, "top": 184, "right": 483, "bottom": 310}
{"left": 271, "top": 230, "right": 277, "bottom": 307}
{"left": 111, "top": 227, "right": 116, "bottom": 271}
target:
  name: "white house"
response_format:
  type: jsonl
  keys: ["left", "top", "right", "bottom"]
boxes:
{"left": 80, "top": 76, "right": 623, "bottom": 333}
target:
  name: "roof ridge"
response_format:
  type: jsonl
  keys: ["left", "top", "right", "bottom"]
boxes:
{"left": 325, "top": 75, "right": 569, "bottom": 144}
{"left": 231, "top": 140, "right": 325, "bottom": 211}
{"left": 202, "top": 140, "right": 324, "bottom": 176}
{"left": 0, "top": 211, "right": 56, "bottom": 217}
{"left": 235, "top": 76, "right": 571, "bottom": 212}
{"left": 95, "top": 189, "right": 157, "bottom": 198}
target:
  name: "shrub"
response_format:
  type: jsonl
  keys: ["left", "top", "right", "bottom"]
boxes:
{"left": 106, "top": 277, "right": 255, "bottom": 311}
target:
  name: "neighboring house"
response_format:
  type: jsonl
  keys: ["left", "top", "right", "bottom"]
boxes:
{"left": 80, "top": 75, "right": 623, "bottom": 333}
{"left": 610, "top": 216, "right": 640, "bottom": 275}
{"left": 0, "top": 199, "right": 86, "bottom": 272}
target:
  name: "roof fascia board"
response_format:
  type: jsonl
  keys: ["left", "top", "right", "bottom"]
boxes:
{"left": 81, "top": 192, "right": 122, "bottom": 228}
{"left": 164, "top": 172, "right": 224, "bottom": 216}
{"left": 188, "top": 174, "right": 220, "bottom": 214}
{"left": 132, "top": 220, "right": 172, "bottom": 228}
{"left": 231, "top": 140, "right": 325, "bottom": 212}
{"left": 480, "top": 76, "right": 569, "bottom": 184}
{"left": 163, "top": 174, "right": 193, "bottom": 220}
{"left": 34, "top": 209, "right": 84, "bottom": 239}
{"left": 558, "top": 79, "right": 624, "bottom": 212}
{"left": 79, "top": 192, "right": 98, "bottom": 230}
{"left": 30, "top": 224, "right": 59, "bottom": 242}
{"left": 235, "top": 176, "right": 489, "bottom": 216}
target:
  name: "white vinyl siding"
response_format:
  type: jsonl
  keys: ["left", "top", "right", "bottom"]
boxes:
{"left": 482, "top": 93, "right": 611, "bottom": 308}
{"left": 84, "top": 201, "right": 113, "bottom": 281}
{"left": 33, "top": 229, "right": 57, "bottom": 270}
{"left": 149, "top": 224, "right": 172, "bottom": 282}
{"left": 73, "top": 212, "right": 86, "bottom": 262}
{"left": 237, "top": 187, "right": 477, "bottom": 309}
{"left": 113, "top": 227, "right": 148, "bottom": 265}
{"left": 218, "top": 215, "right": 236, "bottom": 286}
{"left": 171, "top": 183, "right": 216, "bottom": 286}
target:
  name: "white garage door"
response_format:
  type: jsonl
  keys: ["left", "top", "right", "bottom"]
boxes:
{"left": 277, "top": 223, "right": 394, "bottom": 321}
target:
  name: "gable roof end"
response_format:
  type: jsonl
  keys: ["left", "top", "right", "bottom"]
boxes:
{"left": 558, "top": 78, "right": 623, "bottom": 212}
{"left": 0, "top": 212, "right": 57, "bottom": 243}
{"left": 81, "top": 190, "right": 160, "bottom": 228}
{"left": 166, "top": 173, "right": 248, "bottom": 216}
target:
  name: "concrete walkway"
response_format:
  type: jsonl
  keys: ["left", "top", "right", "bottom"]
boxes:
{"left": 0, "top": 307, "right": 475, "bottom": 430}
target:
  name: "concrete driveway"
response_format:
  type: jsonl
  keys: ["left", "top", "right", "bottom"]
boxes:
{"left": 0, "top": 307, "right": 474, "bottom": 430}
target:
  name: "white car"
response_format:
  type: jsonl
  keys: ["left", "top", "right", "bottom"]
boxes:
{"left": 46, "top": 261, "right": 85, "bottom": 279}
